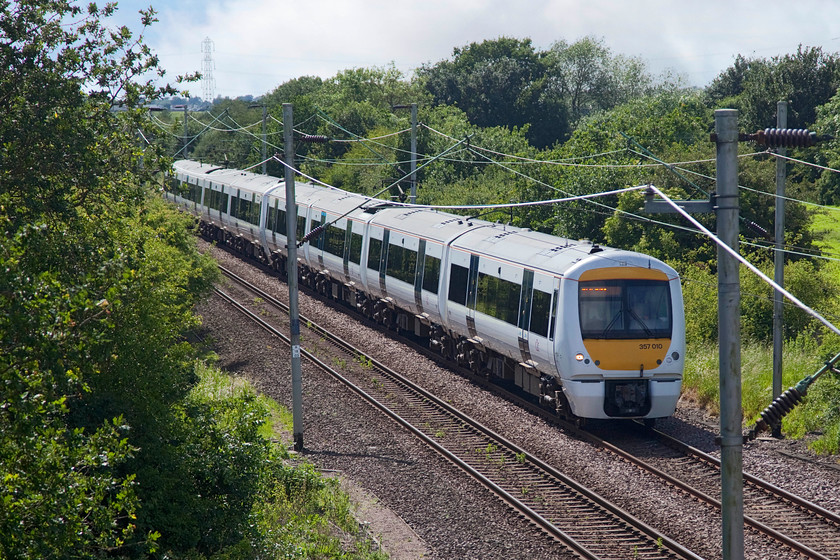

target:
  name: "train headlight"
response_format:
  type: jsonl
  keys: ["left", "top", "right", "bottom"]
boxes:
{"left": 575, "top": 353, "right": 585, "bottom": 362}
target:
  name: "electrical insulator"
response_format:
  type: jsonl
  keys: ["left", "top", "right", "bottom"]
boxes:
{"left": 745, "top": 358, "right": 840, "bottom": 441}
{"left": 297, "top": 224, "right": 325, "bottom": 247}
{"left": 744, "top": 220, "right": 772, "bottom": 240}
{"left": 299, "top": 134, "right": 329, "bottom": 143}
{"left": 750, "top": 128, "right": 817, "bottom": 148}
{"left": 745, "top": 380, "right": 808, "bottom": 440}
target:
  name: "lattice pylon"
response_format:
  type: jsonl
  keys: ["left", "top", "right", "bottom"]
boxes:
{"left": 201, "top": 37, "right": 215, "bottom": 102}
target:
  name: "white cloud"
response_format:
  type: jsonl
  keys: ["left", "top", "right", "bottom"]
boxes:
{"left": 116, "top": 0, "right": 840, "bottom": 99}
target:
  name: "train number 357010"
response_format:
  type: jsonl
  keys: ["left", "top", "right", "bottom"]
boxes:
{"left": 639, "top": 343, "right": 664, "bottom": 350}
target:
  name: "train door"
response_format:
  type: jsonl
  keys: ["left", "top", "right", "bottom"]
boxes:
{"left": 465, "top": 254, "right": 479, "bottom": 338}
{"left": 413, "top": 239, "right": 426, "bottom": 315}
{"left": 517, "top": 269, "right": 534, "bottom": 362}
{"left": 345, "top": 218, "right": 364, "bottom": 286}
{"left": 361, "top": 225, "right": 387, "bottom": 298}
{"left": 526, "top": 274, "right": 559, "bottom": 371}
{"left": 315, "top": 211, "right": 327, "bottom": 269}
{"left": 445, "top": 251, "right": 480, "bottom": 339}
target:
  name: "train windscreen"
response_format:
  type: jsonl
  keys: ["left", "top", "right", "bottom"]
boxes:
{"left": 578, "top": 280, "right": 672, "bottom": 339}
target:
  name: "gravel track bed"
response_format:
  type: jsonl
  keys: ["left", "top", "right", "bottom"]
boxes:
{"left": 199, "top": 241, "right": 840, "bottom": 559}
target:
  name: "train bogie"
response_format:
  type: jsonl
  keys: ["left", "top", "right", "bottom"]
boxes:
{"left": 167, "top": 160, "right": 686, "bottom": 422}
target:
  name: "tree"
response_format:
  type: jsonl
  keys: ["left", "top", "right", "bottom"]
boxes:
{"left": 418, "top": 37, "right": 561, "bottom": 147}
{"left": 418, "top": 36, "right": 663, "bottom": 149}
{"left": 814, "top": 90, "right": 840, "bottom": 204}
{"left": 0, "top": 1, "right": 248, "bottom": 556}
{"left": 705, "top": 46, "right": 840, "bottom": 131}
{"left": 543, "top": 37, "right": 653, "bottom": 127}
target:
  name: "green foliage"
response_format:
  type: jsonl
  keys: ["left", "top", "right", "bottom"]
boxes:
{"left": 677, "top": 262, "right": 720, "bottom": 344}
{"left": 706, "top": 46, "right": 840, "bottom": 131}
{"left": 417, "top": 36, "right": 679, "bottom": 149}
{"left": 814, "top": 94, "right": 840, "bottom": 205}
{"left": 678, "top": 257, "right": 839, "bottom": 346}
{"left": 185, "top": 364, "right": 387, "bottom": 560}
{"left": 540, "top": 91, "right": 713, "bottom": 242}
{"left": 418, "top": 37, "right": 549, "bottom": 141}
{"left": 684, "top": 338, "right": 840, "bottom": 454}
{"left": 0, "top": 0, "right": 192, "bottom": 555}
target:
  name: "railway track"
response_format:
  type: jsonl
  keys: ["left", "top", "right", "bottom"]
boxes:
{"left": 214, "top": 261, "right": 840, "bottom": 559}
{"left": 214, "top": 265, "right": 702, "bottom": 560}
{"left": 583, "top": 422, "right": 840, "bottom": 560}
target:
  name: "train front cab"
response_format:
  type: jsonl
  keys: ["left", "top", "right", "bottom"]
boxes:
{"left": 559, "top": 265, "right": 684, "bottom": 420}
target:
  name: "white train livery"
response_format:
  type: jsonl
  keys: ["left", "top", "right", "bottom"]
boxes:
{"left": 166, "top": 160, "right": 686, "bottom": 422}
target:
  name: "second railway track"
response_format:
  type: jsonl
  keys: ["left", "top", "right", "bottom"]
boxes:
{"left": 215, "top": 264, "right": 702, "bottom": 560}
{"left": 212, "top": 258, "right": 840, "bottom": 559}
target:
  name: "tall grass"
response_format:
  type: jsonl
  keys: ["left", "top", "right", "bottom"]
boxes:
{"left": 679, "top": 205, "right": 840, "bottom": 455}
{"left": 683, "top": 336, "right": 840, "bottom": 454}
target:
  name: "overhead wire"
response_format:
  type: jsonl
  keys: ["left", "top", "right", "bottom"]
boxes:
{"left": 150, "top": 105, "right": 840, "bottom": 332}
{"left": 647, "top": 185, "right": 840, "bottom": 339}
{"left": 148, "top": 106, "right": 840, "bottom": 265}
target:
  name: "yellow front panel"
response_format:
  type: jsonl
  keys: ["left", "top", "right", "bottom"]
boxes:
{"left": 582, "top": 338, "right": 670, "bottom": 370}
{"left": 578, "top": 267, "right": 672, "bottom": 282}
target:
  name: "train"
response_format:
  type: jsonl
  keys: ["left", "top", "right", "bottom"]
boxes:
{"left": 165, "top": 159, "right": 686, "bottom": 423}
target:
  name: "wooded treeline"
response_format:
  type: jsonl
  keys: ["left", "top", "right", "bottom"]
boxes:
{"left": 180, "top": 36, "right": 840, "bottom": 350}
{"left": 1, "top": 2, "right": 385, "bottom": 559}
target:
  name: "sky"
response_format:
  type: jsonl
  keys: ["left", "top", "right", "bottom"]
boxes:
{"left": 108, "top": 0, "right": 840, "bottom": 100}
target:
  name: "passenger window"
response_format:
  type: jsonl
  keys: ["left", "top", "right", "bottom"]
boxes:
{"left": 386, "top": 243, "right": 416, "bottom": 284}
{"left": 275, "top": 208, "right": 287, "bottom": 234}
{"left": 324, "top": 224, "right": 345, "bottom": 257}
{"left": 367, "top": 238, "right": 382, "bottom": 271}
{"left": 475, "top": 273, "right": 520, "bottom": 326}
{"left": 349, "top": 232, "right": 363, "bottom": 264}
{"left": 530, "top": 289, "right": 552, "bottom": 338}
{"left": 448, "top": 264, "right": 469, "bottom": 305}
{"left": 422, "top": 255, "right": 440, "bottom": 294}
{"left": 296, "top": 214, "right": 306, "bottom": 241}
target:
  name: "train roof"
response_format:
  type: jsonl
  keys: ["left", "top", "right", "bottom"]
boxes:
{"left": 172, "top": 159, "right": 677, "bottom": 280}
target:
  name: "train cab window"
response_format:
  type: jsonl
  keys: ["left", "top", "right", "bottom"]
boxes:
{"left": 422, "top": 255, "right": 440, "bottom": 294}
{"left": 530, "top": 289, "right": 553, "bottom": 338}
{"left": 448, "top": 264, "right": 469, "bottom": 305}
{"left": 367, "top": 238, "right": 382, "bottom": 271}
{"left": 386, "top": 243, "right": 416, "bottom": 284}
{"left": 475, "top": 273, "right": 520, "bottom": 326}
{"left": 349, "top": 231, "right": 363, "bottom": 265}
{"left": 579, "top": 280, "right": 672, "bottom": 339}
{"left": 323, "top": 224, "right": 345, "bottom": 257}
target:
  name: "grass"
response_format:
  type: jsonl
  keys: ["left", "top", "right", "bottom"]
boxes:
{"left": 684, "top": 338, "right": 840, "bottom": 454}
{"left": 190, "top": 362, "right": 388, "bottom": 559}
{"left": 681, "top": 205, "right": 840, "bottom": 454}
{"left": 809, "top": 206, "right": 840, "bottom": 255}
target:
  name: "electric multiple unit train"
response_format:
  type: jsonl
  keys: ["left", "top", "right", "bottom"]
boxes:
{"left": 166, "top": 159, "right": 686, "bottom": 422}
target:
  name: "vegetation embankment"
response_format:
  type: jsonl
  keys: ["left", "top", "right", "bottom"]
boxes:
{"left": 0, "top": 1, "right": 390, "bottom": 557}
